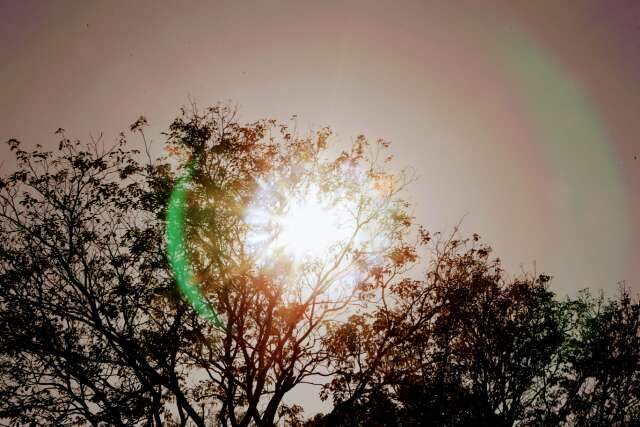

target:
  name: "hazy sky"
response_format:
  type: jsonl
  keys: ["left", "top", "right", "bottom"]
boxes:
{"left": 2, "top": 0, "right": 640, "bottom": 416}
{"left": 2, "top": 0, "right": 639, "bottom": 331}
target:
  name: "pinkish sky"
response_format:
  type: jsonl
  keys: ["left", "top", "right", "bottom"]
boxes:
{"left": 2, "top": 0, "right": 638, "bottom": 292}
{"left": 1, "top": 3, "right": 639, "bottom": 411}
{"left": 0, "top": 0, "right": 640, "bottom": 413}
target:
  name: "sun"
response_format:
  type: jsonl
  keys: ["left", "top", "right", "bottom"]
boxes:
{"left": 245, "top": 182, "right": 354, "bottom": 263}
{"left": 275, "top": 189, "right": 352, "bottom": 259}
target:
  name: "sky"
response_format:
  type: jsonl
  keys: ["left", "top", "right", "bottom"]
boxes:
{"left": 1, "top": 0, "right": 640, "bottom": 413}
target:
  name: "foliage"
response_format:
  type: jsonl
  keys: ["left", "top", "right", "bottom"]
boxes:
{"left": 0, "top": 105, "right": 638, "bottom": 426}
{"left": 0, "top": 105, "right": 411, "bottom": 426}
{"left": 316, "top": 233, "right": 640, "bottom": 426}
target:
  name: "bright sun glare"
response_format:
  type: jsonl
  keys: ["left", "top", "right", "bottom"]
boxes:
{"left": 246, "top": 183, "right": 353, "bottom": 262}
{"left": 276, "top": 192, "right": 350, "bottom": 259}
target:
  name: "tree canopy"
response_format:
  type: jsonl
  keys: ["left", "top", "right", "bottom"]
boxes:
{"left": 1, "top": 105, "right": 638, "bottom": 426}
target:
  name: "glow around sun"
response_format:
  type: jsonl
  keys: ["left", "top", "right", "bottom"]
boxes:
{"left": 245, "top": 181, "right": 354, "bottom": 263}
{"left": 276, "top": 190, "right": 352, "bottom": 258}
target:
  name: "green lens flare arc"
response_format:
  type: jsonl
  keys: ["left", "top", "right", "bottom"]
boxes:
{"left": 498, "top": 30, "right": 629, "bottom": 286}
{"left": 166, "top": 160, "right": 222, "bottom": 328}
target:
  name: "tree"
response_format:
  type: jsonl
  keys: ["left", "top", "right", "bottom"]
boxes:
{"left": 1, "top": 103, "right": 638, "bottom": 426}
{"left": 0, "top": 105, "right": 413, "bottom": 426}
{"left": 317, "top": 231, "right": 640, "bottom": 426}
{"left": 546, "top": 288, "right": 640, "bottom": 425}
{"left": 0, "top": 131, "right": 195, "bottom": 425}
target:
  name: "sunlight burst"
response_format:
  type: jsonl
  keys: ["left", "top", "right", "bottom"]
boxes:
{"left": 245, "top": 182, "right": 353, "bottom": 263}
{"left": 275, "top": 190, "right": 351, "bottom": 259}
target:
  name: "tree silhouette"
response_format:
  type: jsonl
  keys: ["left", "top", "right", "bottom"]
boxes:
{"left": 0, "top": 105, "right": 413, "bottom": 426}
{"left": 1, "top": 105, "right": 638, "bottom": 426}
{"left": 548, "top": 289, "right": 640, "bottom": 425}
{"left": 0, "top": 131, "right": 195, "bottom": 425}
{"left": 315, "top": 233, "right": 640, "bottom": 426}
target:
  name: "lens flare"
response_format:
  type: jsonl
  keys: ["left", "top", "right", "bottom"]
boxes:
{"left": 165, "top": 161, "right": 222, "bottom": 328}
{"left": 495, "top": 30, "right": 630, "bottom": 287}
{"left": 166, "top": 153, "right": 399, "bottom": 321}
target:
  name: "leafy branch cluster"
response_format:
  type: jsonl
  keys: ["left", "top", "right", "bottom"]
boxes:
{"left": 0, "top": 105, "right": 638, "bottom": 426}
